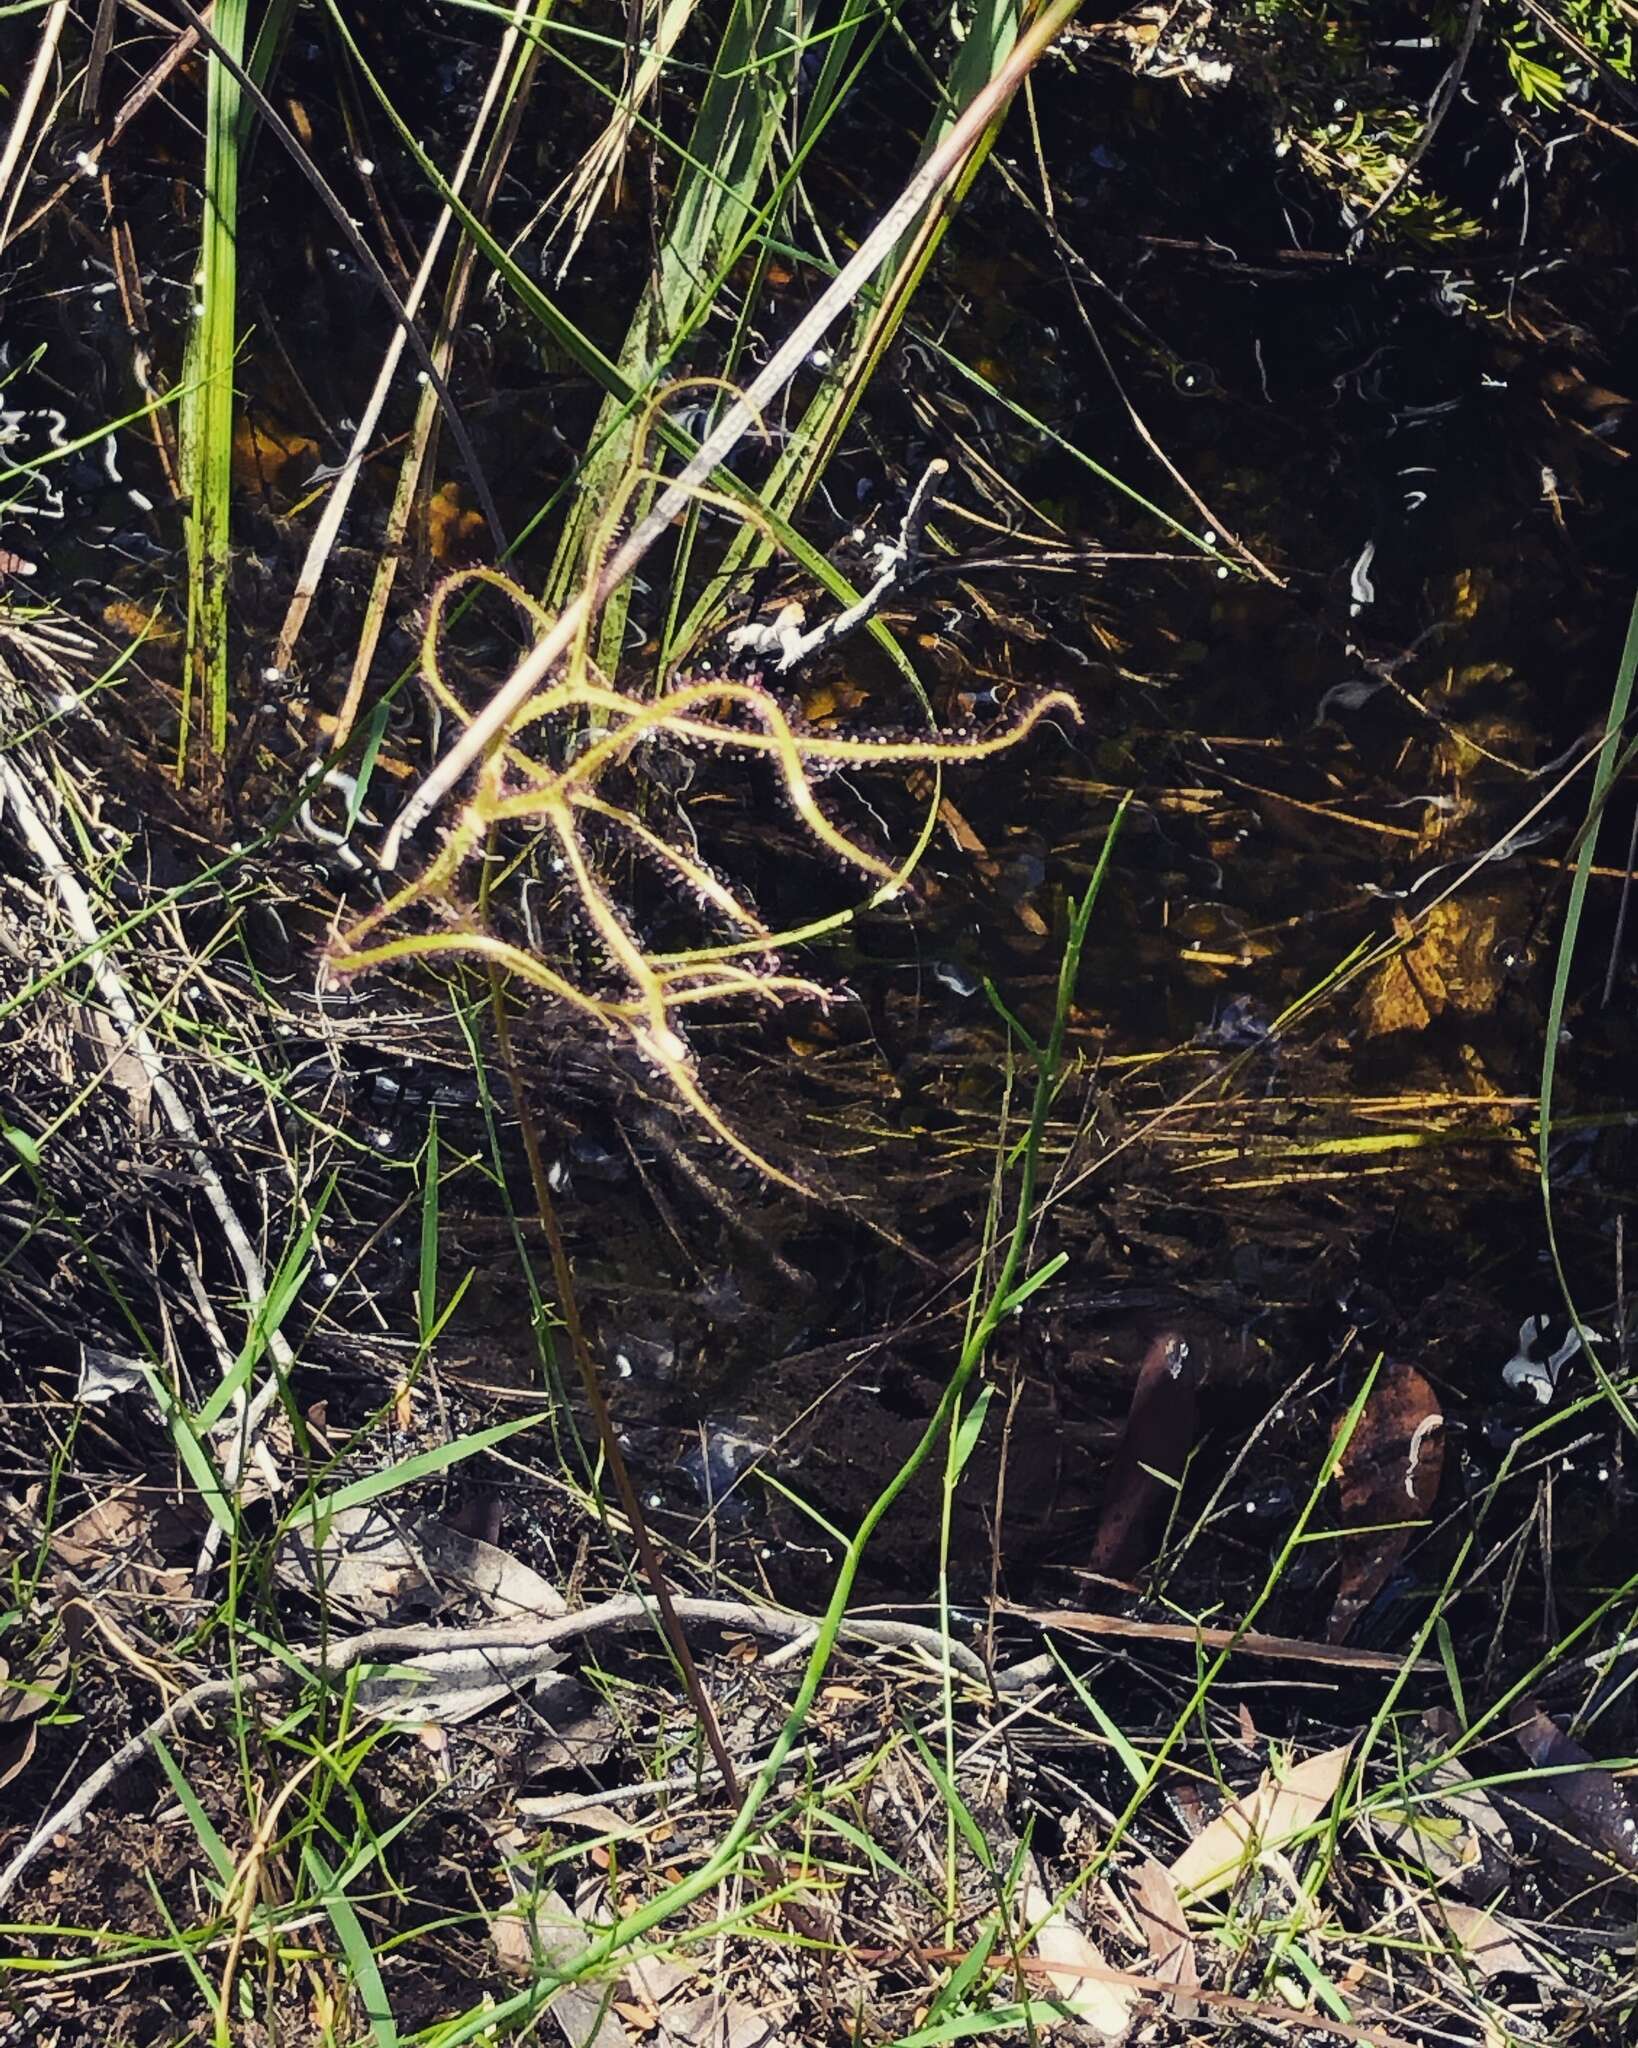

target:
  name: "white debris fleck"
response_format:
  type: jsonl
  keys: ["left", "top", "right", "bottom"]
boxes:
{"left": 1405, "top": 1413, "right": 1444, "bottom": 1497}
{"left": 1502, "top": 1315, "right": 1606, "bottom": 1404}
{"left": 1348, "top": 539, "right": 1377, "bottom": 613}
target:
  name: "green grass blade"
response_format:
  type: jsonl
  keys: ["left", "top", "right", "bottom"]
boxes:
{"left": 303, "top": 1844, "right": 400, "bottom": 2047}
{"left": 196, "top": 1172, "right": 335, "bottom": 1431}
{"left": 545, "top": 0, "right": 805, "bottom": 653}
{"left": 311, "top": 1412, "right": 550, "bottom": 1517}
{"left": 1538, "top": 581, "right": 1638, "bottom": 1433}
{"left": 152, "top": 1737, "right": 237, "bottom": 1888}
{"left": 179, "top": 0, "right": 251, "bottom": 767}
{"left": 417, "top": 1106, "right": 441, "bottom": 1346}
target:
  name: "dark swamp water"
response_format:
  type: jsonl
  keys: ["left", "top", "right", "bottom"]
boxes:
{"left": 5, "top": 5, "right": 1638, "bottom": 1714}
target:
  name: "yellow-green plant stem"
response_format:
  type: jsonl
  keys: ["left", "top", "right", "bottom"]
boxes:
{"left": 1538, "top": 580, "right": 1638, "bottom": 1433}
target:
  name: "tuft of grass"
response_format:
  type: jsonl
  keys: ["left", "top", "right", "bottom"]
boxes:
{"left": 412, "top": 797, "right": 1133, "bottom": 2046}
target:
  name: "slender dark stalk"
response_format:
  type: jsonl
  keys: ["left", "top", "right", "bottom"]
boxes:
{"left": 484, "top": 967, "right": 744, "bottom": 1805}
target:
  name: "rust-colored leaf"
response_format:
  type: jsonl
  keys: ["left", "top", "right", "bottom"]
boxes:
{"left": 1088, "top": 1328, "right": 1199, "bottom": 1582}
{"left": 1327, "top": 1362, "right": 1444, "bottom": 1643}
{"left": 1128, "top": 1857, "right": 1198, "bottom": 2018}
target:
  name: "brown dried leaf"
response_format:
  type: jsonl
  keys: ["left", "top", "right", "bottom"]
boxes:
{"left": 73, "top": 1005, "right": 152, "bottom": 1130}
{"left": 1436, "top": 1902, "right": 1545, "bottom": 1982}
{"left": 1128, "top": 1858, "right": 1197, "bottom": 2018}
{"left": 0, "top": 1719, "right": 36, "bottom": 1790}
{"left": 0, "top": 1643, "right": 69, "bottom": 1727}
{"left": 652, "top": 1993, "right": 779, "bottom": 2048}
{"left": 277, "top": 1507, "right": 566, "bottom": 1627}
{"left": 491, "top": 1886, "right": 631, "bottom": 2048}
{"left": 1365, "top": 1747, "right": 1512, "bottom": 1900}
{"left": 1169, "top": 1742, "right": 1354, "bottom": 1903}
{"left": 1515, "top": 1707, "right": 1638, "bottom": 1875}
{"left": 276, "top": 1504, "right": 425, "bottom": 1621}
{"left": 1088, "top": 1329, "right": 1198, "bottom": 1582}
{"left": 1327, "top": 1362, "right": 1444, "bottom": 1643}
{"left": 49, "top": 1484, "right": 164, "bottom": 1592}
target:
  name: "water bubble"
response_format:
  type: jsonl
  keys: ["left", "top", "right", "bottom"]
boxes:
{"left": 1491, "top": 934, "right": 1537, "bottom": 978}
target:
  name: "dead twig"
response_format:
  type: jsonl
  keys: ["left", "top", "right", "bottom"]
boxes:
{"left": 0, "top": 0, "right": 70, "bottom": 250}
{"left": 0, "top": 1593, "right": 1015, "bottom": 1904}
{"left": 1003, "top": 1604, "right": 1443, "bottom": 1675}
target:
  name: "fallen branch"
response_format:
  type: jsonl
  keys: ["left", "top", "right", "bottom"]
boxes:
{"left": 0, "top": 1593, "right": 1025, "bottom": 1904}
